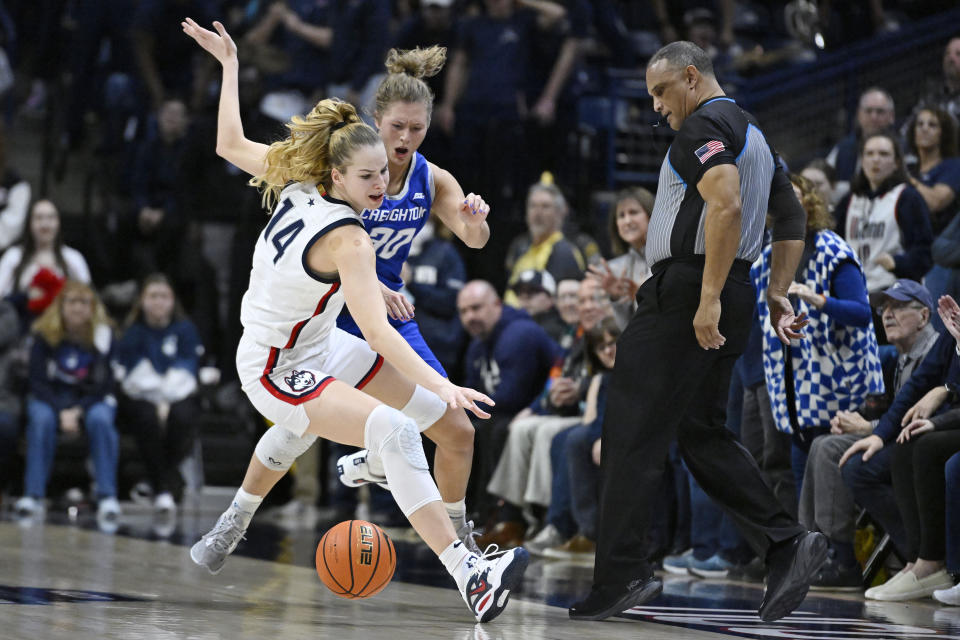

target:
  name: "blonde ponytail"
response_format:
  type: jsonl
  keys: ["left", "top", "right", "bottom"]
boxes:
{"left": 250, "top": 99, "right": 381, "bottom": 210}
{"left": 374, "top": 46, "right": 447, "bottom": 120}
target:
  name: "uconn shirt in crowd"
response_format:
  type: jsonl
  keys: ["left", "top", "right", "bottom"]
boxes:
{"left": 338, "top": 151, "right": 434, "bottom": 333}
{"left": 645, "top": 97, "right": 777, "bottom": 267}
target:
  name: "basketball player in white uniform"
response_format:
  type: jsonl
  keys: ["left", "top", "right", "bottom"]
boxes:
{"left": 181, "top": 18, "right": 527, "bottom": 624}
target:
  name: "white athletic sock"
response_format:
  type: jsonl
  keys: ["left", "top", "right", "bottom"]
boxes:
{"left": 439, "top": 539, "right": 474, "bottom": 592}
{"left": 444, "top": 499, "right": 467, "bottom": 531}
{"left": 230, "top": 488, "right": 263, "bottom": 527}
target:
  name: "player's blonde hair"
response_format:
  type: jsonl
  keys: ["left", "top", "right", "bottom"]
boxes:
{"left": 374, "top": 46, "right": 447, "bottom": 121}
{"left": 250, "top": 98, "right": 382, "bottom": 210}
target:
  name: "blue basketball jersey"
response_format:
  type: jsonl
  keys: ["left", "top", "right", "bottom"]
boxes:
{"left": 362, "top": 151, "right": 435, "bottom": 290}
{"left": 338, "top": 151, "right": 435, "bottom": 333}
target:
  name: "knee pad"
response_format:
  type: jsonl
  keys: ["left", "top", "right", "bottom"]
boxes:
{"left": 254, "top": 425, "right": 317, "bottom": 471}
{"left": 364, "top": 405, "right": 440, "bottom": 516}
{"left": 401, "top": 384, "right": 448, "bottom": 432}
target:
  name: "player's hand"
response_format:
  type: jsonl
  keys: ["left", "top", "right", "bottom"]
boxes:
{"left": 767, "top": 292, "right": 808, "bottom": 345}
{"left": 693, "top": 296, "right": 724, "bottom": 349}
{"left": 839, "top": 434, "right": 883, "bottom": 467}
{"left": 591, "top": 438, "right": 602, "bottom": 466}
{"left": 458, "top": 193, "right": 490, "bottom": 228}
{"left": 897, "top": 419, "right": 934, "bottom": 444}
{"left": 182, "top": 19, "right": 238, "bottom": 67}
{"left": 436, "top": 382, "right": 494, "bottom": 419}
{"left": 380, "top": 282, "right": 414, "bottom": 322}
{"left": 902, "top": 385, "right": 949, "bottom": 425}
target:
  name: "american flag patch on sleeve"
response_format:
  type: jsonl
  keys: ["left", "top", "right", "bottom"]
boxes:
{"left": 694, "top": 140, "right": 725, "bottom": 164}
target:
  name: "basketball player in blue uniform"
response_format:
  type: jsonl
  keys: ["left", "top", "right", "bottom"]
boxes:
{"left": 183, "top": 20, "right": 492, "bottom": 562}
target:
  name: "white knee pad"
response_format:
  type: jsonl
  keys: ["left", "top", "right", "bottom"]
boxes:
{"left": 401, "top": 384, "right": 448, "bottom": 432}
{"left": 364, "top": 405, "right": 440, "bottom": 516}
{"left": 254, "top": 425, "right": 317, "bottom": 471}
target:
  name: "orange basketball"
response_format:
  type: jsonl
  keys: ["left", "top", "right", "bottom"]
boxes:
{"left": 316, "top": 520, "right": 396, "bottom": 599}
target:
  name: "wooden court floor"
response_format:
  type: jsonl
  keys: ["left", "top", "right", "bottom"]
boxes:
{"left": 1, "top": 503, "right": 959, "bottom": 640}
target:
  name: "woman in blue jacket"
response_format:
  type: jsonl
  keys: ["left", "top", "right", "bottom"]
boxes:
{"left": 115, "top": 273, "right": 203, "bottom": 516}
{"left": 14, "top": 281, "right": 119, "bottom": 523}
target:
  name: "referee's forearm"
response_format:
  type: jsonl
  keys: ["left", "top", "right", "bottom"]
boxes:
{"left": 702, "top": 203, "right": 742, "bottom": 298}
{"left": 768, "top": 239, "right": 806, "bottom": 295}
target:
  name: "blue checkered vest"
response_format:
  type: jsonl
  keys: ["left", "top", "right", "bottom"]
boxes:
{"left": 752, "top": 230, "right": 885, "bottom": 434}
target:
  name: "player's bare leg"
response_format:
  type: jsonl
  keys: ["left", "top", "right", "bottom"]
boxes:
{"left": 192, "top": 381, "right": 527, "bottom": 622}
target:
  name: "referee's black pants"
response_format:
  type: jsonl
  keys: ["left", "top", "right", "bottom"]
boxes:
{"left": 593, "top": 258, "right": 805, "bottom": 587}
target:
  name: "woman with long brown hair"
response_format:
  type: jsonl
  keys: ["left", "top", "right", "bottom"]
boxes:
{"left": 0, "top": 199, "right": 91, "bottom": 322}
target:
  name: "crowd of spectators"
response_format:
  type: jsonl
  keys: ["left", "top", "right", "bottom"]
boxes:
{"left": 0, "top": 0, "right": 957, "bottom": 607}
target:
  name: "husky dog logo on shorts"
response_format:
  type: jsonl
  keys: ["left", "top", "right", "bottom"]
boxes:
{"left": 284, "top": 369, "right": 317, "bottom": 392}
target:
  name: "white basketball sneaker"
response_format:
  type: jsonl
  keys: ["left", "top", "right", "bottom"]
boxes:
{"left": 460, "top": 547, "right": 530, "bottom": 623}
{"left": 337, "top": 449, "right": 390, "bottom": 489}
{"left": 190, "top": 509, "right": 247, "bottom": 574}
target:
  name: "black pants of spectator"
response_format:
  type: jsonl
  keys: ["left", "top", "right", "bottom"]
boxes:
{"left": 891, "top": 430, "right": 960, "bottom": 561}
{"left": 594, "top": 259, "right": 805, "bottom": 587}
{"left": 118, "top": 394, "right": 199, "bottom": 497}
{"left": 839, "top": 445, "right": 909, "bottom": 555}
{"left": 740, "top": 381, "right": 798, "bottom": 518}
{"left": 0, "top": 409, "right": 20, "bottom": 492}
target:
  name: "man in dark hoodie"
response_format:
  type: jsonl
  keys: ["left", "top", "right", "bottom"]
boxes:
{"left": 458, "top": 279, "right": 561, "bottom": 523}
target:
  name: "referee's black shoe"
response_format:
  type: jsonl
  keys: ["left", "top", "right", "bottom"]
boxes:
{"left": 568, "top": 576, "right": 662, "bottom": 621}
{"left": 759, "top": 531, "right": 828, "bottom": 622}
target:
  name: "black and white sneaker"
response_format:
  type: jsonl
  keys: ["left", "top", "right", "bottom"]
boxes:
{"left": 460, "top": 547, "right": 530, "bottom": 623}
{"left": 336, "top": 449, "right": 390, "bottom": 490}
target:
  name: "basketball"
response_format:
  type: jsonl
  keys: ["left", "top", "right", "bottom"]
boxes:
{"left": 316, "top": 520, "right": 396, "bottom": 599}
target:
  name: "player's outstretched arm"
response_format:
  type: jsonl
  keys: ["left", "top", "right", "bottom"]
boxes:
{"left": 182, "top": 18, "right": 268, "bottom": 177}
{"left": 316, "top": 225, "right": 494, "bottom": 418}
{"left": 428, "top": 163, "right": 490, "bottom": 249}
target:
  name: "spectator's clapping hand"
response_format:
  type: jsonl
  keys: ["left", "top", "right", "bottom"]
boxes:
{"left": 873, "top": 252, "right": 896, "bottom": 272}
{"left": 380, "top": 281, "right": 414, "bottom": 322}
{"left": 532, "top": 95, "right": 557, "bottom": 125}
{"left": 938, "top": 295, "right": 960, "bottom": 344}
{"left": 839, "top": 434, "right": 884, "bottom": 467}
{"left": 59, "top": 408, "right": 82, "bottom": 435}
{"left": 588, "top": 259, "right": 638, "bottom": 302}
{"left": 434, "top": 104, "right": 455, "bottom": 135}
{"left": 831, "top": 410, "right": 871, "bottom": 435}
{"left": 902, "top": 385, "right": 949, "bottom": 425}
{"left": 787, "top": 281, "right": 825, "bottom": 309}
{"left": 182, "top": 18, "right": 238, "bottom": 67}
{"left": 897, "top": 419, "right": 935, "bottom": 444}
{"left": 549, "top": 377, "right": 578, "bottom": 406}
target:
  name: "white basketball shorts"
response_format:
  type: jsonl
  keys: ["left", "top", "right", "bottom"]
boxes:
{"left": 236, "top": 329, "right": 384, "bottom": 437}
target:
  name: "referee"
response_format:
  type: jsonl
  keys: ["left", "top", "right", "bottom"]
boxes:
{"left": 569, "top": 42, "right": 826, "bottom": 622}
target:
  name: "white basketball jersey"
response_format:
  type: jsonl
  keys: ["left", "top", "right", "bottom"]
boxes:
{"left": 843, "top": 183, "right": 907, "bottom": 292}
{"left": 240, "top": 182, "right": 364, "bottom": 349}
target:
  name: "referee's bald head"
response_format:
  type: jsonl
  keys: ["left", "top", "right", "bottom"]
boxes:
{"left": 647, "top": 41, "right": 716, "bottom": 78}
